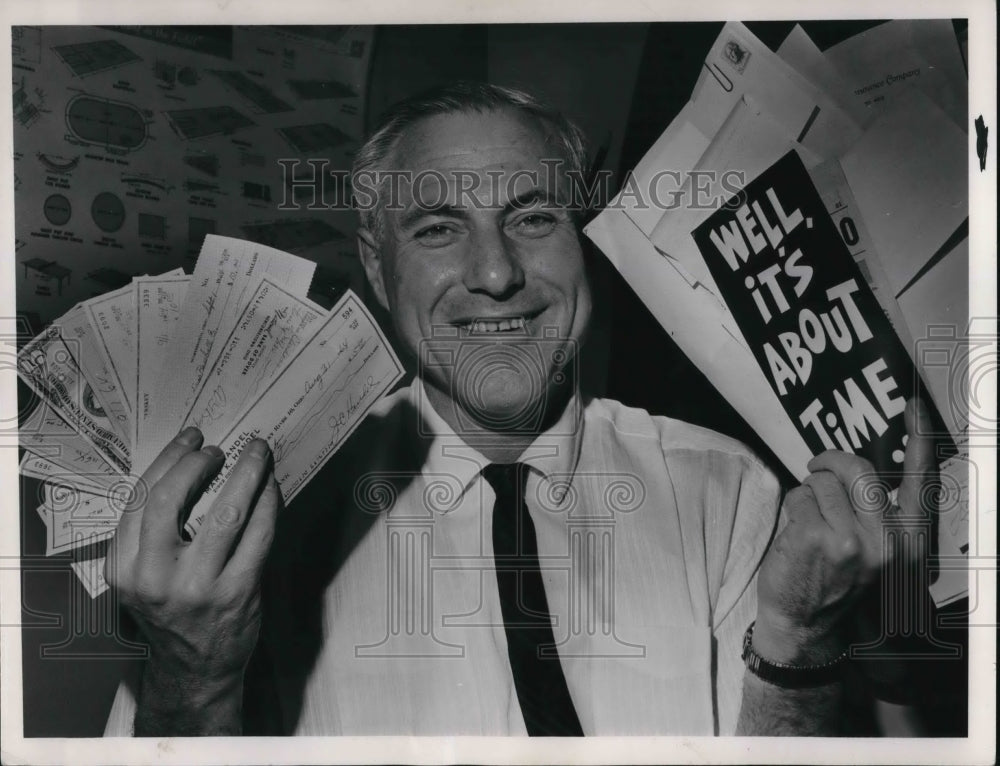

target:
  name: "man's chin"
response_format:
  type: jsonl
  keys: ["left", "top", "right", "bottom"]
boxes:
{"left": 456, "top": 382, "right": 543, "bottom": 430}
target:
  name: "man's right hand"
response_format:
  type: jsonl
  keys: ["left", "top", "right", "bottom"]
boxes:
{"left": 105, "top": 426, "right": 282, "bottom": 736}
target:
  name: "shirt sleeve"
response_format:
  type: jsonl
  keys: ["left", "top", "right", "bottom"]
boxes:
{"left": 705, "top": 452, "right": 784, "bottom": 735}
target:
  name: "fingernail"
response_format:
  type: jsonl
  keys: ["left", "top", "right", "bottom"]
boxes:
{"left": 248, "top": 439, "right": 269, "bottom": 458}
{"left": 202, "top": 444, "right": 224, "bottom": 459}
{"left": 178, "top": 426, "right": 201, "bottom": 445}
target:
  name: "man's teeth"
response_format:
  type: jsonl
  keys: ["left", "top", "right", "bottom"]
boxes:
{"left": 464, "top": 317, "right": 527, "bottom": 333}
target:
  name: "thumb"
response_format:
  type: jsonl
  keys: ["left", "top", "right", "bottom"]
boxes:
{"left": 897, "top": 397, "right": 937, "bottom": 519}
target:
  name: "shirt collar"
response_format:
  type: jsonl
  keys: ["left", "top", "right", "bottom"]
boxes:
{"left": 409, "top": 378, "right": 585, "bottom": 511}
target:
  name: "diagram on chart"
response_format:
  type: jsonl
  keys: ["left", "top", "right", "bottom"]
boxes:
{"left": 154, "top": 60, "right": 200, "bottom": 89}
{"left": 209, "top": 70, "right": 294, "bottom": 113}
{"left": 22, "top": 258, "right": 72, "bottom": 296}
{"left": 277, "top": 122, "right": 353, "bottom": 153}
{"left": 241, "top": 218, "right": 345, "bottom": 252}
{"left": 52, "top": 39, "right": 141, "bottom": 77}
{"left": 137, "top": 213, "right": 166, "bottom": 239}
{"left": 183, "top": 178, "right": 223, "bottom": 194}
{"left": 183, "top": 153, "right": 219, "bottom": 177}
{"left": 13, "top": 78, "right": 45, "bottom": 129}
{"left": 86, "top": 267, "right": 132, "bottom": 291}
{"left": 12, "top": 26, "right": 42, "bottom": 65}
{"left": 241, "top": 181, "right": 271, "bottom": 202}
{"left": 37, "top": 153, "right": 81, "bottom": 174}
{"left": 91, "top": 192, "right": 125, "bottom": 233}
{"left": 43, "top": 194, "right": 72, "bottom": 227}
{"left": 271, "top": 25, "right": 359, "bottom": 56}
{"left": 65, "top": 93, "right": 149, "bottom": 152}
{"left": 163, "top": 106, "right": 255, "bottom": 140}
{"left": 121, "top": 173, "right": 173, "bottom": 200}
{"left": 14, "top": 24, "right": 374, "bottom": 327}
{"left": 287, "top": 78, "right": 358, "bottom": 100}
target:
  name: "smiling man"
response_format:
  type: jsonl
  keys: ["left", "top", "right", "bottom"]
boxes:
{"left": 353, "top": 93, "right": 593, "bottom": 463}
{"left": 103, "top": 82, "right": 935, "bottom": 737}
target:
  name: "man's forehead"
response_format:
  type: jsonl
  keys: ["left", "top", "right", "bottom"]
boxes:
{"left": 392, "top": 109, "right": 564, "bottom": 174}
{"left": 385, "top": 109, "right": 571, "bottom": 209}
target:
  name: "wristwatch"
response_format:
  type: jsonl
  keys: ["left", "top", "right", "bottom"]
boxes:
{"left": 742, "top": 621, "right": 848, "bottom": 688}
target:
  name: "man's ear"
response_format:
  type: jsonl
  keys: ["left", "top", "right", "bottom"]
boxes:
{"left": 357, "top": 226, "right": 390, "bottom": 311}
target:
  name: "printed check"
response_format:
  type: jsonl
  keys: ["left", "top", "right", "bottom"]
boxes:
{"left": 184, "top": 291, "right": 404, "bottom": 535}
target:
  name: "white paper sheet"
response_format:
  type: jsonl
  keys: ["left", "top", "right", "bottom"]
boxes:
{"left": 776, "top": 24, "right": 869, "bottom": 126}
{"left": 824, "top": 19, "right": 968, "bottom": 130}
{"left": 689, "top": 22, "right": 862, "bottom": 161}
{"left": 70, "top": 557, "right": 110, "bottom": 600}
{"left": 839, "top": 88, "right": 968, "bottom": 298}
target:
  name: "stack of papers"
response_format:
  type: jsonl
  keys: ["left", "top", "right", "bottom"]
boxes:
{"left": 17, "top": 235, "right": 404, "bottom": 597}
{"left": 584, "top": 21, "right": 970, "bottom": 607}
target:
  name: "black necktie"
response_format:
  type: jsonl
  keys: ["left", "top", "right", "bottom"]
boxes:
{"left": 482, "top": 462, "right": 584, "bottom": 736}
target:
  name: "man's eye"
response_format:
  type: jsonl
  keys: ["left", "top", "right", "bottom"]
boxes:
{"left": 510, "top": 213, "right": 556, "bottom": 237}
{"left": 414, "top": 224, "right": 456, "bottom": 245}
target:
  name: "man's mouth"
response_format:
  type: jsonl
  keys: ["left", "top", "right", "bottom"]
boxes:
{"left": 455, "top": 311, "right": 541, "bottom": 334}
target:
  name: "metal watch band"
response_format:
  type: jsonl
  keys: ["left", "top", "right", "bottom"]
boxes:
{"left": 741, "top": 621, "right": 848, "bottom": 689}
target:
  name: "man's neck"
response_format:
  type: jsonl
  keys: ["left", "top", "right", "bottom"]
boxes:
{"left": 420, "top": 379, "right": 573, "bottom": 464}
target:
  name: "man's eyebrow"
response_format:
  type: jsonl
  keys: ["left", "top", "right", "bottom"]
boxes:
{"left": 398, "top": 187, "right": 564, "bottom": 230}
{"left": 502, "top": 187, "right": 562, "bottom": 214}
{"left": 398, "top": 202, "right": 468, "bottom": 231}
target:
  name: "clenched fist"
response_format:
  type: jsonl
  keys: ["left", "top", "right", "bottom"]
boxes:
{"left": 104, "top": 426, "right": 282, "bottom": 735}
{"left": 753, "top": 398, "right": 937, "bottom": 666}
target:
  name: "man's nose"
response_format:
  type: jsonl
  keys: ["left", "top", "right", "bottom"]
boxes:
{"left": 462, "top": 226, "right": 525, "bottom": 298}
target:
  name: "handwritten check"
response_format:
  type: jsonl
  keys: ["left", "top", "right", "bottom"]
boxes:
{"left": 184, "top": 291, "right": 404, "bottom": 536}
{"left": 182, "top": 277, "right": 325, "bottom": 434}
{"left": 59, "top": 304, "right": 133, "bottom": 447}
{"left": 134, "top": 274, "right": 190, "bottom": 450}
{"left": 19, "top": 404, "right": 123, "bottom": 485}
{"left": 39, "top": 486, "right": 122, "bottom": 556}
{"left": 137, "top": 236, "right": 315, "bottom": 474}
{"left": 19, "top": 452, "right": 116, "bottom": 493}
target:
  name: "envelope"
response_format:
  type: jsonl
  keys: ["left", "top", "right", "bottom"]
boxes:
{"left": 585, "top": 206, "right": 813, "bottom": 481}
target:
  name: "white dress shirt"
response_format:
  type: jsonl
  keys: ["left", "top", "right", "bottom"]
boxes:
{"left": 105, "top": 381, "right": 782, "bottom": 736}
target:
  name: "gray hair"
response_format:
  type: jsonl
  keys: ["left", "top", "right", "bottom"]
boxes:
{"left": 351, "top": 81, "right": 590, "bottom": 241}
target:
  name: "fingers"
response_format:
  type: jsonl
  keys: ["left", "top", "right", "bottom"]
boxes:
{"left": 784, "top": 484, "right": 865, "bottom": 594}
{"left": 780, "top": 485, "right": 862, "bottom": 589}
{"left": 808, "top": 449, "right": 886, "bottom": 534}
{"left": 139, "top": 446, "right": 226, "bottom": 574}
{"left": 802, "top": 470, "right": 855, "bottom": 535}
{"left": 116, "top": 427, "right": 204, "bottom": 544}
{"left": 222, "top": 470, "right": 283, "bottom": 588}
{"left": 187, "top": 439, "right": 272, "bottom": 581}
{"left": 899, "top": 398, "right": 937, "bottom": 519}
{"left": 782, "top": 484, "right": 825, "bottom": 528}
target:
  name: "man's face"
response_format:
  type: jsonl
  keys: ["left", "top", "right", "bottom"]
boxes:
{"left": 358, "top": 107, "right": 592, "bottom": 431}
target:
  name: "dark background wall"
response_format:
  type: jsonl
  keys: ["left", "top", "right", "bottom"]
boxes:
{"left": 17, "top": 21, "right": 969, "bottom": 737}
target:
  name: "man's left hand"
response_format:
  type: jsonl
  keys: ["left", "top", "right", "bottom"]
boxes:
{"left": 753, "top": 398, "right": 937, "bottom": 665}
